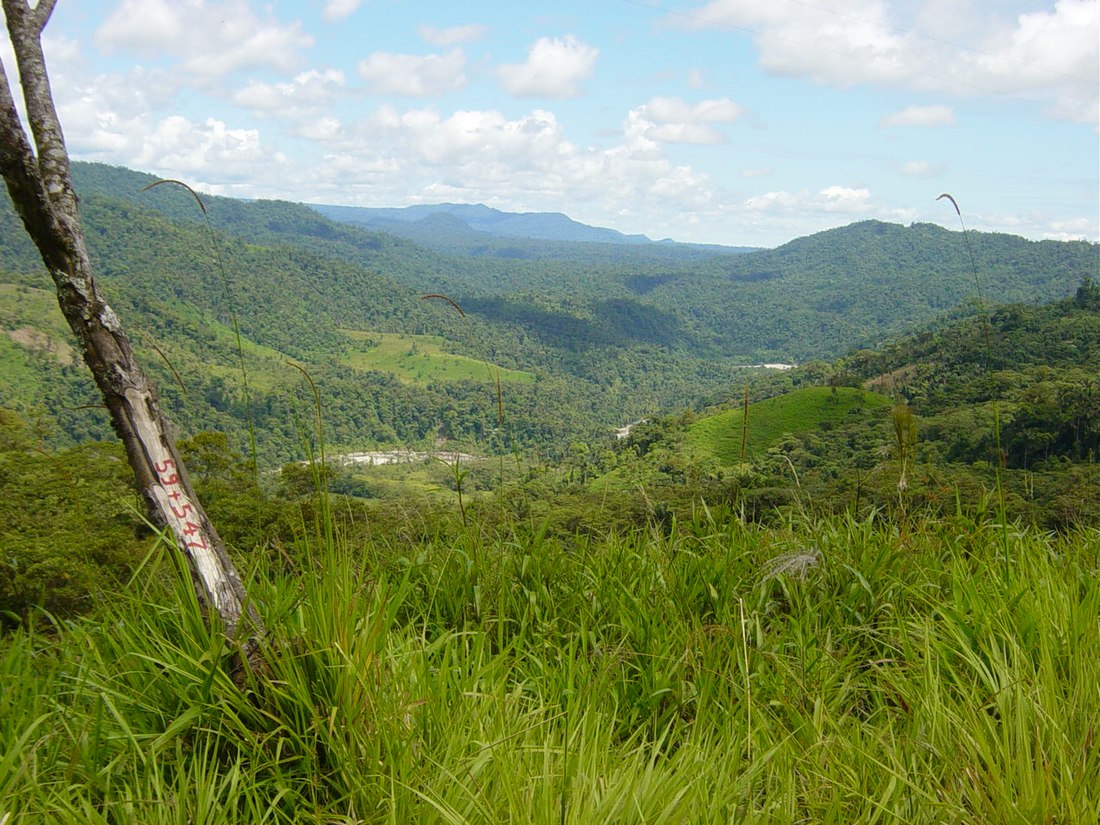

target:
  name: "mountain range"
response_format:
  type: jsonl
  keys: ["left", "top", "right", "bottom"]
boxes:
{"left": 1, "top": 161, "right": 1096, "bottom": 464}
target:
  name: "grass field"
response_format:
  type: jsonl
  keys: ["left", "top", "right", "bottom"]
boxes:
{"left": 687, "top": 386, "right": 893, "bottom": 464}
{"left": 1, "top": 509, "right": 1096, "bottom": 823}
{"left": 341, "top": 330, "right": 537, "bottom": 385}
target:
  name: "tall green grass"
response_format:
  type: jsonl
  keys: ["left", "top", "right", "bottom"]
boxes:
{"left": 1, "top": 512, "right": 1097, "bottom": 822}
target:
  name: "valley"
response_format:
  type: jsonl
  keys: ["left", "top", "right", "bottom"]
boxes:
{"left": 1, "top": 162, "right": 1097, "bottom": 824}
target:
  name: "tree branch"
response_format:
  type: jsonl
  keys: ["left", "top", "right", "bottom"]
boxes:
{"left": 2, "top": 0, "right": 77, "bottom": 216}
{"left": 32, "top": 0, "right": 58, "bottom": 32}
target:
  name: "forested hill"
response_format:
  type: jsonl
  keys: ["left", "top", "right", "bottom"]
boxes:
{"left": 309, "top": 201, "right": 757, "bottom": 261}
{"left": 314, "top": 202, "right": 657, "bottom": 244}
{"left": 617, "top": 219, "right": 1097, "bottom": 361}
{"left": 1, "top": 161, "right": 1096, "bottom": 464}
{"left": 592, "top": 286, "right": 1100, "bottom": 528}
{"left": 66, "top": 162, "right": 1097, "bottom": 364}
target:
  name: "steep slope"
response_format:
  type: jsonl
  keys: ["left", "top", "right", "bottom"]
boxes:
{"left": 594, "top": 289, "right": 1099, "bottom": 526}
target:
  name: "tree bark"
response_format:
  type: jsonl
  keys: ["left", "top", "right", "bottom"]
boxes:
{"left": 0, "top": 0, "right": 262, "bottom": 653}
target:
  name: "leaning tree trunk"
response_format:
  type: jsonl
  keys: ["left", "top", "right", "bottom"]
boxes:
{"left": 0, "top": 0, "right": 261, "bottom": 653}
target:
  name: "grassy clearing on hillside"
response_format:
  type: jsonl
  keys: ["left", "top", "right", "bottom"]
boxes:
{"left": 1, "top": 512, "right": 1096, "bottom": 823}
{"left": 688, "top": 386, "right": 893, "bottom": 464}
{"left": 0, "top": 283, "right": 74, "bottom": 339}
{"left": 341, "top": 329, "right": 537, "bottom": 385}
{"left": 0, "top": 284, "right": 81, "bottom": 408}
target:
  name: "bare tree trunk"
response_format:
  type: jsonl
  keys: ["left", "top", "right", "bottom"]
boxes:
{"left": 0, "top": 0, "right": 262, "bottom": 655}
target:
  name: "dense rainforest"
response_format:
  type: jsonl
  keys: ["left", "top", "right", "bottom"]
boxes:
{"left": 1, "top": 163, "right": 1098, "bottom": 822}
{"left": 2, "top": 162, "right": 1097, "bottom": 616}
{"left": 2, "top": 162, "right": 1096, "bottom": 467}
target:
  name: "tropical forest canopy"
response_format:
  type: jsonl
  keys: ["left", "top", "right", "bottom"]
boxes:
{"left": 3, "top": 162, "right": 1098, "bottom": 823}
{"left": 1, "top": 161, "right": 1095, "bottom": 467}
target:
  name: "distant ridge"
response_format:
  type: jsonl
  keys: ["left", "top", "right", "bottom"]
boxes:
{"left": 310, "top": 202, "right": 754, "bottom": 254}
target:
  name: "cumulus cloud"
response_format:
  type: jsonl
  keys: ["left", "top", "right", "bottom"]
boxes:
{"left": 629, "top": 96, "right": 743, "bottom": 144}
{"left": 498, "top": 35, "right": 598, "bottom": 98}
{"left": 880, "top": 104, "right": 955, "bottom": 127}
{"left": 134, "top": 116, "right": 287, "bottom": 177}
{"left": 47, "top": 50, "right": 180, "bottom": 159}
{"left": 744, "top": 190, "right": 799, "bottom": 212}
{"left": 744, "top": 185, "right": 875, "bottom": 215}
{"left": 266, "top": 101, "right": 717, "bottom": 228}
{"left": 418, "top": 23, "right": 488, "bottom": 46}
{"left": 643, "top": 96, "right": 743, "bottom": 124}
{"left": 297, "top": 116, "right": 344, "bottom": 142}
{"left": 817, "top": 185, "right": 872, "bottom": 212}
{"left": 678, "top": 0, "right": 1099, "bottom": 124}
{"left": 359, "top": 49, "right": 468, "bottom": 97}
{"left": 1043, "top": 217, "right": 1094, "bottom": 240}
{"left": 323, "top": 0, "right": 362, "bottom": 22}
{"left": 679, "top": 0, "right": 907, "bottom": 86}
{"left": 95, "top": 0, "right": 312, "bottom": 79}
{"left": 232, "top": 70, "right": 346, "bottom": 116}
{"left": 61, "top": 108, "right": 289, "bottom": 186}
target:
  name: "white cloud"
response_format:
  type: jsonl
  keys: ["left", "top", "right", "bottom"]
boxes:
{"left": 971, "top": 0, "right": 1100, "bottom": 124}
{"left": 232, "top": 69, "right": 346, "bottom": 116}
{"left": 681, "top": 0, "right": 908, "bottom": 86}
{"left": 62, "top": 96, "right": 290, "bottom": 185}
{"left": 646, "top": 123, "right": 729, "bottom": 144}
{"left": 740, "top": 167, "right": 773, "bottom": 178}
{"left": 629, "top": 96, "right": 743, "bottom": 144}
{"left": 60, "top": 82, "right": 150, "bottom": 156}
{"left": 1049, "top": 217, "right": 1093, "bottom": 234}
{"left": 678, "top": 0, "right": 1099, "bottom": 124}
{"left": 498, "top": 35, "right": 598, "bottom": 98}
{"left": 817, "top": 185, "right": 872, "bottom": 212}
{"left": 743, "top": 185, "right": 875, "bottom": 215}
{"left": 297, "top": 116, "right": 344, "bottom": 142}
{"left": 900, "top": 160, "right": 944, "bottom": 178}
{"left": 267, "top": 102, "right": 718, "bottom": 226}
{"left": 95, "top": 0, "right": 312, "bottom": 79}
{"left": 46, "top": 46, "right": 181, "bottom": 159}
{"left": 744, "top": 190, "right": 799, "bottom": 212}
{"left": 880, "top": 104, "right": 955, "bottom": 127}
{"left": 359, "top": 49, "right": 467, "bottom": 97}
{"left": 642, "top": 96, "right": 743, "bottom": 124}
{"left": 323, "top": 0, "right": 362, "bottom": 22}
{"left": 418, "top": 23, "right": 488, "bottom": 46}
{"left": 132, "top": 115, "right": 289, "bottom": 183}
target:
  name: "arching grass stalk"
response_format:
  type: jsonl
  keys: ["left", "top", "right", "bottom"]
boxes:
{"left": 141, "top": 179, "right": 259, "bottom": 483}
{"left": 287, "top": 360, "right": 333, "bottom": 554}
{"left": 421, "top": 291, "right": 524, "bottom": 515}
{"left": 937, "top": 193, "right": 1009, "bottom": 574}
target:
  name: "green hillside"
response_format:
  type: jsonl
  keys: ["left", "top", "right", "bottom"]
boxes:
{"left": 586, "top": 290, "right": 1099, "bottom": 528}
{"left": 686, "top": 386, "right": 893, "bottom": 464}
{"left": 2, "top": 161, "right": 1096, "bottom": 467}
{"left": 341, "top": 330, "right": 536, "bottom": 384}
{"left": 67, "top": 163, "right": 1099, "bottom": 365}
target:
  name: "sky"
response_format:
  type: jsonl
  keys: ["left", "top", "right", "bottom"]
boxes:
{"left": 3, "top": 0, "right": 1098, "bottom": 247}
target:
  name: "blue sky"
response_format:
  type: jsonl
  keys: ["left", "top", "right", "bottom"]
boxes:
{"left": 7, "top": 0, "right": 1098, "bottom": 246}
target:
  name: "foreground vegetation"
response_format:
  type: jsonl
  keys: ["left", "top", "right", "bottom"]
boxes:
{"left": 1, "top": 506, "right": 1097, "bottom": 823}
{"left": 1, "top": 162, "right": 1095, "bottom": 822}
